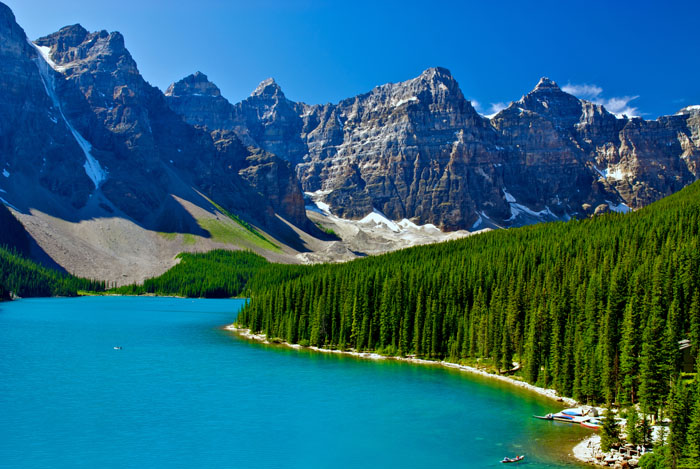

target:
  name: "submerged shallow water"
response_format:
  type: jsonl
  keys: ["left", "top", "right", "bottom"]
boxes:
{"left": 0, "top": 297, "right": 588, "bottom": 468}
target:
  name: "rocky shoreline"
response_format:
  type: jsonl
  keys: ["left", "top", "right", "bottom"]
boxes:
{"left": 225, "top": 323, "right": 580, "bottom": 402}
{"left": 224, "top": 324, "right": 578, "bottom": 405}
{"left": 225, "top": 324, "right": 607, "bottom": 463}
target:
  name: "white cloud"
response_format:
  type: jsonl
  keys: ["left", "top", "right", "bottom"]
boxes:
{"left": 562, "top": 82, "right": 641, "bottom": 118}
{"left": 602, "top": 95, "right": 640, "bottom": 117}
{"left": 486, "top": 102, "right": 508, "bottom": 117}
{"left": 472, "top": 99, "right": 509, "bottom": 118}
{"left": 561, "top": 83, "right": 603, "bottom": 100}
{"left": 489, "top": 101, "right": 508, "bottom": 115}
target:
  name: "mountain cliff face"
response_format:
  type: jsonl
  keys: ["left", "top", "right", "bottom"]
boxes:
{"left": 167, "top": 69, "right": 700, "bottom": 230}
{"left": 166, "top": 73, "right": 310, "bottom": 167}
{"left": 0, "top": 4, "right": 95, "bottom": 211}
{"left": 2, "top": 0, "right": 699, "bottom": 281}
{"left": 0, "top": 6, "right": 308, "bottom": 231}
{"left": 0, "top": 3, "right": 314, "bottom": 283}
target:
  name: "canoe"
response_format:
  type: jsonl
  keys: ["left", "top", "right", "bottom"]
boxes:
{"left": 501, "top": 455, "right": 524, "bottom": 463}
{"left": 552, "top": 413, "right": 575, "bottom": 422}
{"left": 533, "top": 414, "right": 553, "bottom": 420}
{"left": 581, "top": 418, "right": 601, "bottom": 430}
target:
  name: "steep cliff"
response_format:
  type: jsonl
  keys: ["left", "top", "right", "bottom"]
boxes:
{"left": 167, "top": 69, "right": 699, "bottom": 230}
{"left": 0, "top": 6, "right": 311, "bottom": 283}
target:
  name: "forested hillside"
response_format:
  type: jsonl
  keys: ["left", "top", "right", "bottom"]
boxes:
{"left": 0, "top": 246, "right": 105, "bottom": 299}
{"left": 114, "top": 250, "right": 275, "bottom": 298}
{"left": 236, "top": 180, "right": 700, "bottom": 417}
{"left": 0, "top": 205, "right": 105, "bottom": 299}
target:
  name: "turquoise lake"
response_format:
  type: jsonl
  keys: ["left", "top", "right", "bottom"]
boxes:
{"left": 0, "top": 297, "right": 589, "bottom": 468}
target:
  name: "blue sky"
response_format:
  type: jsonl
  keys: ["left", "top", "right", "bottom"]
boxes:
{"left": 5, "top": 0, "right": 699, "bottom": 118}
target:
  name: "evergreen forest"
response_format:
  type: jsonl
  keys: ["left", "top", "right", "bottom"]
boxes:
{"left": 234, "top": 181, "right": 700, "bottom": 420}
{"left": 0, "top": 246, "right": 105, "bottom": 299}
{"left": 0, "top": 206, "right": 105, "bottom": 299}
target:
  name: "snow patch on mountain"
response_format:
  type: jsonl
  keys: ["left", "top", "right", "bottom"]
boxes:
{"left": 302, "top": 190, "right": 477, "bottom": 261}
{"left": 606, "top": 200, "right": 631, "bottom": 214}
{"left": 35, "top": 45, "right": 68, "bottom": 72}
{"left": 391, "top": 96, "right": 418, "bottom": 107}
{"left": 594, "top": 165, "right": 628, "bottom": 181}
{"left": 360, "top": 210, "right": 401, "bottom": 232}
{"left": 30, "top": 40, "right": 108, "bottom": 189}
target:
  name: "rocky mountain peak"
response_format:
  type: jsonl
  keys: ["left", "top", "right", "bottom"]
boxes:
{"left": 415, "top": 66, "right": 459, "bottom": 91}
{"left": 165, "top": 71, "right": 221, "bottom": 98}
{"left": 0, "top": 1, "right": 15, "bottom": 24}
{"left": 420, "top": 66, "right": 453, "bottom": 80}
{"left": 251, "top": 77, "right": 284, "bottom": 98}
{"left": 676, "top": 105, "right": 700, "bottom": 116}
{"left": 534, "top": 76, "right": 560, "bottom": 91}
{"left": 0, "top": 0, "right": 32, "bottom": 55}
{"left": 50, "top": 24, "right": 89, "bottom": 48}
{"left": 506, "top": 76, "right": 583, "bottom": 126}
{"left": 35, "top": 26, "right": 134, "bottom": 72}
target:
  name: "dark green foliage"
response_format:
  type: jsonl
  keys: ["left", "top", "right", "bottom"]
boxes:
{"left": 627, "top": 407, "right": 642, "bottom": 446}
{"left": 682, "top": 384, "right": 700, "bottom": 467}
{"left": 235, "top": 180, "right": 700, "bottom": 405}
{"left": 600, "top": 408, "right": 621, "bottom": 452}
{"left": 113, "top": 250, "right": 276, "bottom": 298}
{"left": 314, "top": 222, "right": 339, "bottom": 239}
{"left": 0, "top": 246, "right": 104, "bottom": 298}
{"left": 639, "top": 447, "right": 670, "bottom": 469}
{"left": 640, "top": 414, "right": 654, "bottom": 447}
{"left": 0, "top": 205, "right": 103, "bottom": 298}
{"left": 667, "top": 377, "right": 690, "bottom": 467}
{"left": 639, "top": 297, "right": 672, "bottom": 417}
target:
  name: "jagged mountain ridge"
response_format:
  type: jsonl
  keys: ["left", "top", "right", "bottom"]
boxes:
{"left": 1, "top": 0, "right": 699, "bottom": 283}
{"left": 167, "top": 69, "right": 700, "bottom": 230}
{"left": 0, "top": 3, "right": 314, "bottom": 284}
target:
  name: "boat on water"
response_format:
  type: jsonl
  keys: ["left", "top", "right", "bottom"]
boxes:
{"left": 533, "top": 411, "right": 587, "bottom": 422}
{"left": 535, "top": 406, "right": 602, "bottom": 429}
{"left": 501, "top": 455, "right": 524, "bottom": 464}
{"left": 581, "top": 418, "right": 602, "bottom": 430}
{"left": 552, "top": 412, "right": 575, "bottom": 422}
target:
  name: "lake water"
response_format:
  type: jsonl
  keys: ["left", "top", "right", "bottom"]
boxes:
{"left": 0, "top": 297, "right": 589, "bottom": 468}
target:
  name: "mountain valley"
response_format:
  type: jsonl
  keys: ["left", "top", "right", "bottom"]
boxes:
{"left": 1, "top": 1, "right": 698, "bottom": 284}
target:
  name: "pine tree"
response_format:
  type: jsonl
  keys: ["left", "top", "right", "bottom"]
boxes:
{"left": 619, "top": 290, "right": 642, "bottom": 405}
{"left": 627, "top": 407, "right": 641, "bottom": 446}
{"left": 639, "top": 306, "right": 670, "bottom": 419}
{"left": 640, "top": 414, "right": 653, "bottom": 448}
{"left": 681, "top": 382, "right": 700, "bottom": 467}
{"left": 667, "top": 377, "right": 690, "bottom": 468}
{"left": 600, "top": 408, "right": 621, "bottom": 452}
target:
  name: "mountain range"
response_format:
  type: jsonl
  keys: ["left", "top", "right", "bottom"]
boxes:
{"left": 0, "top": 1, "right": 698, "bottom": 283}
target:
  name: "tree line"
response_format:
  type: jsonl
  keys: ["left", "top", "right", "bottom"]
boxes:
{"left": 235, "top": 181, "right": 700, "bottom": 422}
{"left": 0, "top": 245, "right": 105, "bottom": 298}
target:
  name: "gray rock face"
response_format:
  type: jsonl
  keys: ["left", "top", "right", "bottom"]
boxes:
{"left": 0, "top": 6, "right": 94, "bottom": 210}
{"left": 167, "top": 73, "right": 310, "bottom": 166}
{"left": 0, "top": 5, "right": 309, "bottom": 234}
{"left": 167, "top": 70, "right": 700, "bottom": 230}
{"left": 3, "top": 0, "right": 698, "bottom": 240}
{"left": 298, "top": 67, "right": 508, "bottom": 229}
{"left": 165, "top": 72, "right": 235, "bottom": 130}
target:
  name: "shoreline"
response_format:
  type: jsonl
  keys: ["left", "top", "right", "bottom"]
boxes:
{"left": 573, "top": 435, "right": 600, "bottom": 465}
{"left": 225, "top": 324, "right": 600, "bottom": 464}
{"left": 224, "top": 324, "right": 579, "bottom": 407}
